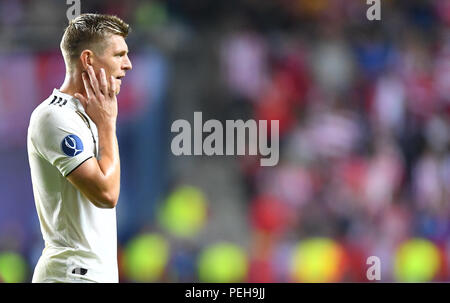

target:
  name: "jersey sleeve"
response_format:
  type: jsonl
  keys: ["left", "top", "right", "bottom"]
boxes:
{"left": 31, "top": 108, "right": 95, "bottom": 177}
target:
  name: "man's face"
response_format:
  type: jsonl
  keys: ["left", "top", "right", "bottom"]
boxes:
{"left": 92, "top": 34, "right": 132, "bottom": 95}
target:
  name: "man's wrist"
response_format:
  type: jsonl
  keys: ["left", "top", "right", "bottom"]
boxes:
{"left": 97, "top": 120, "right": 117, "bottom": 132}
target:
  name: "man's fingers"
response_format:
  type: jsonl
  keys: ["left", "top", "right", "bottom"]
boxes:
{"left": 100, "top": 68, "right": 108, "bottom": 95}
{"left": 87, "top": 65, "right": 101, "bottom": 96}
{"left": 82, "top": 72, "right": 94, "bottom": 100}
{"left": 109, "top": 75, "right": 116, "bottom": 97}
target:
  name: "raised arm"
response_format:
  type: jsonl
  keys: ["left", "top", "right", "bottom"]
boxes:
{"left": 67, "top": 65, "right": 120, "bottom": 209}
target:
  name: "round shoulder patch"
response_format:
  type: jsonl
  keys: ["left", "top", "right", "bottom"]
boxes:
{"left": 61, "top": 134, "right": 84, "bottom": 157}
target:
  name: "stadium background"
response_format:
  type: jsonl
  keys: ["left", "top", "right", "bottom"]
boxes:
{"left": 1, "top": 0, "right": 450, "bottom": 283}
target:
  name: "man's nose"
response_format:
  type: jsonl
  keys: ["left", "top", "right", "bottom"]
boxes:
{"left": 123, "top": 55, "right": 132, "bottom": 71}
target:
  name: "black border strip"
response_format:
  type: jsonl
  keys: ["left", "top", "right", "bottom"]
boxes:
{"left": 0, "top": 283, "right": 446, "bottom": 301}
{"left": 64, "top": 156, "right": 93, "bottom": 177}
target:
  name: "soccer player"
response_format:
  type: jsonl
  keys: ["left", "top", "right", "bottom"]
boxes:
{"left": 27, "top": 13, "right": 132, "bottom": 283}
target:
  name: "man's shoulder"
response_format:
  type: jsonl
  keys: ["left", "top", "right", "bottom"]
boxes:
{"left": 30, "top": 94, "right": 79, "bottom": 127}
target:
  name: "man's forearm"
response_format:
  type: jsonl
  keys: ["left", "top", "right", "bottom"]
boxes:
{"left": 96, "top": 123, "right": 120, "bottom": 205}
{"left": 70, "top": 66, "right": 124, "bottom": 208}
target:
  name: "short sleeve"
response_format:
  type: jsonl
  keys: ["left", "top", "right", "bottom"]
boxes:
{"left": 31, "top": 108, "right": 95, "bottom": 177}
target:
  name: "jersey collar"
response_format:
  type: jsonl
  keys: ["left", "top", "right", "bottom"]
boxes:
{"left": 52, "top": 89, "right": 86, "bottom": 113}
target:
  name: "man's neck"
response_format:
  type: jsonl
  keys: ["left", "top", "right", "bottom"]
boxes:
{"left": 59, "top": 70, "right": 85, "bottom": 99}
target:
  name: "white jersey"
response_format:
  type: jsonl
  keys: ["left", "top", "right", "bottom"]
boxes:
{"left": 27, "top": 89, "right": 118, "bottom": 283}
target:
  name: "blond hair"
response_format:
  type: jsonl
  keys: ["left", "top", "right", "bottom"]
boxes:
{"left": 60, "top": 13, "right": 130, "bottom": 71}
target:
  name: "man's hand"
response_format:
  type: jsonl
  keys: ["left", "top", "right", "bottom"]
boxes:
{"left": 68, "top": 65, "right": 121, "bottom": 209}
{"left": 74, "top": 65, "right": 117, "bottom": 128}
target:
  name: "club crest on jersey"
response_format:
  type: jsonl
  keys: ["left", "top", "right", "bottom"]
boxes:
{"left": 61, "top": 134, "right": 84, "bottom": 157}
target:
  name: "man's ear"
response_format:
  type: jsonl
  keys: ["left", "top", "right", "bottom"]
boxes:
{"left": 80, "top": 50, "right": 94, "bottom": 70}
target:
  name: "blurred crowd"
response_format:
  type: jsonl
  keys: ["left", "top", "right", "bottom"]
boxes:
{"left": 213, "top": 0, "right": 450, "bottom": 282}
{"left": 1, "top": 0, "right": 450, "bottom": 282}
